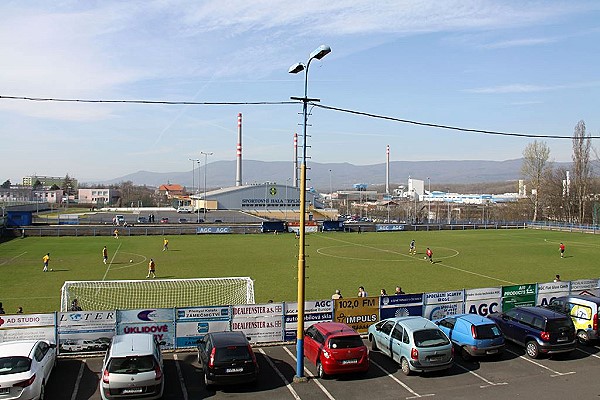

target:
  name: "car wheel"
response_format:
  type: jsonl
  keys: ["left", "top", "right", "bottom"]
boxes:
{"left": 525, "top": 341, "right": 539, "bottom": 359}
{"left": 317, "top": 361, "right": 327, "bottom": 379}
{"left": 577, "top": 330, "right": 590, "bottom": 345}
{"left": 370, "top": 335, "right": 378, "bottom": 351}
{"left": 460, "top": 346, "right": 472, "bottom": 361}
{"left": 204, "top": 372, "right": 213, "bottom": 390}
{"left": 400, "top": 357, "right": 412, "bottom": 376}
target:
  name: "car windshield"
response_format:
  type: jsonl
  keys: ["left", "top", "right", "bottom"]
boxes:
{"left": 328, "top": 335, "right": 364, "bottom": 349}
{"left": 215, "top": 346, "right": 252, "bottom": 362}
{"left": 475, "top": 324, "right": 502, "bottom": 339}
{"left": 413, "top": 329, "right": 450, "bottom": 347}
{"left": 108, "top": 355, "right": 155, "bottom": 374}
{"left": 546, "top": 318, "right": 573, "bottom": 331}
{"left": 0, "top": 356, "right": 32, "bottom": 375}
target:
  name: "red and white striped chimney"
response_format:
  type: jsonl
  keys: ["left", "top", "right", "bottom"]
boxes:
{"left": 236, "top": 113, "right": 242, "bottom": 186}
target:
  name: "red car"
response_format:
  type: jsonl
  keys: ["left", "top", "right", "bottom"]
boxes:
{"left": 304, "top": 322, "right": 369, "bottom": 378}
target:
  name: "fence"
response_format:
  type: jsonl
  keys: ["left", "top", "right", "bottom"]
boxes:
{"left": 1, "top": 278, "right": 597, "bottom": 355}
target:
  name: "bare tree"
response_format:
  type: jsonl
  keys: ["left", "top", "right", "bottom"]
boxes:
{"left": 521, "top": 140, "right": 552, "bottom": 221}
{"left": 572, "top": 120, "right": 591, "bottom": 223}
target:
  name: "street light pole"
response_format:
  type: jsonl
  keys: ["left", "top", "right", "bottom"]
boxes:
{"left": 329, "top": 169, "right": 333, "bottom": 210}
{"left": 201, "top": 151, "right": 213, "bottom": 222}
{"left": 289, "top": 44, "right": 331, "bottom": 381}
{"left": 189, "top": 158, "right": 199, "bottom": 210}
{"left": 427, "top": 177, "right": 431, "bottom": 224}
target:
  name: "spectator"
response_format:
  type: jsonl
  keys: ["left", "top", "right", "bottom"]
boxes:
{"left": 16, "top": 307, "right": 23, "bottom": 314}
{"left": 0, "top": 302, "right": 5, "bottom": 314}
{"left": 380, "top": 288, "right": 387, "bottom": 296}
{"left": 395, "top": 286, "right": 405, "bottom": 295}
{"left": 70, "top": 299, "right": 82, "bottom": 311}
{"left": 332, "top": 289, "right": 343, "bottom": 300}
{"left": 554, "top": 274, "right": 561, "bottom": 282}
{"left": 358, "top": 286, "right": 368, "bottom": 297}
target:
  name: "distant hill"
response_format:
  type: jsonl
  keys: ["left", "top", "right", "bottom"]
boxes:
{"left": 95, "top": 159, "right": 570, "bottom": 191}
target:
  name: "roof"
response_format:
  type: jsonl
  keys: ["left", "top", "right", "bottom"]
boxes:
{"left": 313, "top": 322, "right": 359, "bottom": 336}
{"left": 109, "top": 334, "right": 154, "bottom": 357}
{"left": 159, "top": 184, "right": 184, "bottom": 191}
{"left": 387, "top": 316, "right": 437, "bottom": 330}
{"left": 554, "top": 294, "right": 600, "bottom": 304}
{"left": 209, "top": 331, "right": 249, "bottom": 346}
{"left": 0, "top": 340, "right": 38, "bottom": 357}
{"left": 452, "top": 313, "right": 495, "bottom": 325}
{"left": 515, "top": 306, "right": 567, "bottom": 318}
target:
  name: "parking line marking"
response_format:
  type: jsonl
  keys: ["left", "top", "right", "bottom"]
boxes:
{"left": 258, "top": 348, "right": 302, "bottom": 400}
{"left": 369, "top": 359, "right": 434, "bottom": 399}
{"left": 282, "top": 346, "right": 335, "bottom": 400}
{"left": 454, "top": 363, "right": 507, "bottom": 387}
{"left": 70, "top": 359, "right": 85, "bottom": 400}
{"left": 576, "top": 347, "right": 600, "bottom": 359}
{"left": 506, "top": 349, "right": 576, "bottom": 376}
{"left": 173, "top": 354, "right": 189, "bottom": 400}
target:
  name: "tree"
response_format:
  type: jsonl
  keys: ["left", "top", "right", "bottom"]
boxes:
{"left": 521, "top": 140, "right": 552, "bottom": 222}
{"left": 1, "top": 179, "right": 11, "bottom": 189}
{"left": 572, "top": 120, "right": 591, "bottom": 223}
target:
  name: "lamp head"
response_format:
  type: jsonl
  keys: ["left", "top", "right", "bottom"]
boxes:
{"left": 288, "top": 63, "right": 305, "bottom": 74}
{"left": 310, "top": 45, "right": 331, "bottom": 60}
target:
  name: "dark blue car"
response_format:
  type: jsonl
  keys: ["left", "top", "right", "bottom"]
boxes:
{"left": 434, "top": 314, "right": 504, "bottom": 359}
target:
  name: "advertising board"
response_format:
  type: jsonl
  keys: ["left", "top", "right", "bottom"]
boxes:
{"left": 465, "top": 287, "right": 502, "bottom": 316}
{"left": 502, "top": 284, "right": 536, "bottom": 311}
{"left": 175, "top": 306, "right": 231, "bottom": 348}
{"left": 334, "top": 297, "right": 379, "bottom": 333}
{"left": 284, "top": 300, "right": 334, "bottom": 341}
{"left": 231, "top": 303, "right": 284, "bottom": 343}
{"left": 57, "top": 311, "right": 116, "bottom": 354}
{"left": 0, "top": 313, "right": 56, "bottom": 344}
{"left": 536, "top": 281, "right": 570, "bottom": 306}
{"left": 379, "top": 294, "right": 423, "bottom": 319}
{"left": 570, "top": 279, "right": 600, "bottom": 296}
{"left": 116, "top": 308, "right": 175, "bottom": 349}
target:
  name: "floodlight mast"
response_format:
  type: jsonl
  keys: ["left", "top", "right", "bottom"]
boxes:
{"left": 288, "top": 44, "right": 331, "bottom": 382}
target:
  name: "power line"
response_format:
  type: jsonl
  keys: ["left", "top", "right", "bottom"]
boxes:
{"left": 0, "top": 95, "right": 295, "bottom": 106}
{"left": 313, "top": 103, "right": 594, "bottom": 139}
{"left": 0, "top": 94, "right": 595, "bottom": 139}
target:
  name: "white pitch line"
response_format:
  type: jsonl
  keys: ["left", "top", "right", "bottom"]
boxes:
{"left": 320, "top": 235, "right": 515, "bottom": 285}
{"left": 282, "top": 346, "right": 335, "bottom": 400}
{"left": 0, "top": 251, "right": 27, "bottom": 266}
{"left": 454, "top": 363, "right": 507, "bottom": 387}
{"left": 369, "top": 359, "right": 433, "bottom": 399}
{"left": 173, "top": 353, "right": 189, "bottom": 400}
{"left": 258, "top": 348, "right": 302, "bottom": 400}
{"left": 101, "top": 242, "right": 122, "bottom": 281}
{"left": 70, "top": 359, "right": 85, "bottom": 400}
{"left": 505, "top": 349, "right": 575, "bottom": 376}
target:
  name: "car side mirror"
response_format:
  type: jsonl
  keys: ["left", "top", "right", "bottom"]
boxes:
{"left": 434, "top": 321, "right": 440, "bottom": 325}
{"left": 49, "top": 343, "right": 57, "bottom": 349}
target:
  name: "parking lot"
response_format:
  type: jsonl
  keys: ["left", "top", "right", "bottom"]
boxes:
{"left": 46, "top": 340, "right": 600, "bottom": 399}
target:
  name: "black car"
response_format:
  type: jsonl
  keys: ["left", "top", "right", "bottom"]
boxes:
{"left": 197, "top": 331, "right": 259, "bottom": 389}
{"left": 488, "top": 306, "right": 576, "bottom": 359}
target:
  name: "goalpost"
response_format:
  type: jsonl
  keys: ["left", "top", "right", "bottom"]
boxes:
{"left": 60, "top": 277, "right": 255, "bottom": 311}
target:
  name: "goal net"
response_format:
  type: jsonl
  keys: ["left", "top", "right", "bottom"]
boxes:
{"left": 60, "top": 277, "right": 255, "bottom": 311}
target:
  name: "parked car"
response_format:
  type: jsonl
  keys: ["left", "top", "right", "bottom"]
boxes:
{"left": 136, "top": 216, "right": 147, "bottom": 223}
{"left": 304, "top": 322, "right": 369, "bottom": 378}
{"left": 488, "top": 306, "right": 576, "bottom": 359}
{"left": 433, "top": 313, "right": 505, "bottom": 359}
{"left": 99, "top": 333, "right": 164, "bottom": 400}
{"left": 368, "top": 316, "right": 453, "bottom": 375}
{"left": 546, "top": 295, "right": 600, "bottom": 345}
{"left": 197, "top": 331, "right": 259, "bottom": 389}
{"left": 178, "top": 218, "right": 188, "bottom": 224}
{"left": 0, "top": 340, "right": 57, "bottom": 400}
{"left": 177, "top": 206, "right": 193, "bottom": 213}
{"left": 159, "top": 217, "right": 169, "bottom": 224}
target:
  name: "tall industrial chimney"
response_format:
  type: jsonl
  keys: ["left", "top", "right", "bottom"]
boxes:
{"left": 236, "top": 113, "right": 242, "bottom": 186}
{"left": 293, "top": 133, "right": 298, "bottom": 188}
{"left": 386, "top": 145, "right": 390, "bottom": 194}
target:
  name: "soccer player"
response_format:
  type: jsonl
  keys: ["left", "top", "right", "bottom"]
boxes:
{"left": 147, "top": 259, "right": 156, "bottom": 278}
{"left": 42, "top": 252, "right": 50, "bottom": 272}
{"left": 426, "top": 247, "right": 433, "bottom": 263}
{"left": 409, "top": 239, "right": 416, "bottom": 255}
{"left": 559, "top": 242, "right": 565, "bottom": 258}
{"left": 113, "top": 229, "right": 119, "bottom": 239}
{"left": 103, "top": 246, "right": 108, "bottom": 264}
{"left": 163, "top": 238, "right": 169, "bottom": 251}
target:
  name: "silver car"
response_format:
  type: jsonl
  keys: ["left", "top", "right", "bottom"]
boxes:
{"left": 99, "top": 334, "right": 164, "bottom": 400}
{"left": 0, "top": 340, "right": 56, "bottom": 400}
{"left": 368, "top": 316, "right": 453, "bottom": 375}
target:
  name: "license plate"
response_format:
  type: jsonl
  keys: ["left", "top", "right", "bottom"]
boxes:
{"left": 428, "top": 356, "right": 443, "bottom": 362}
{"left": 486, "top": 349, "right": 498, "bottom": 354}
{"left": 122, "top": 388, "right": 143, "bottom": 394}
{"left": 557, "top": 337, "right": 568, "bottom": 342}
{"left": 341, "top": 359, "right": 358, "bottom": 364}
{"left": 226, "top": 367, "right": 244, "bottom": 373}
{"left": 0, "top": 388, "right": 10, "bottom": 394}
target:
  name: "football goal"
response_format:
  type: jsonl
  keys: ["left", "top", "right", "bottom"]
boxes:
{"left": 60, "top": 277, "right": 255, "bottom": 311}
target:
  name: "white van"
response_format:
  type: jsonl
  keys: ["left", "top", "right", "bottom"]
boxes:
{"left": 177, "top": 206, "right": 193, "bottom": 213}
{"left": 100, "top": 333, "right": 164, "bottom": 400}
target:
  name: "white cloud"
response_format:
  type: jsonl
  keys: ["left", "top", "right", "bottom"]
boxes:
{"left": 466, "top": 81, "right": 600, "bottom": 94}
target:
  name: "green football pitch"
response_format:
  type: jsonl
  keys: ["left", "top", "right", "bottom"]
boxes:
{"left": 0, "top": 229, "right": 597, "bottom": 313}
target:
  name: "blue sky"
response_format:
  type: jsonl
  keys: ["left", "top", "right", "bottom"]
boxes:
{"left": 1, "top": 1, "right": 599, "bottom": 183}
